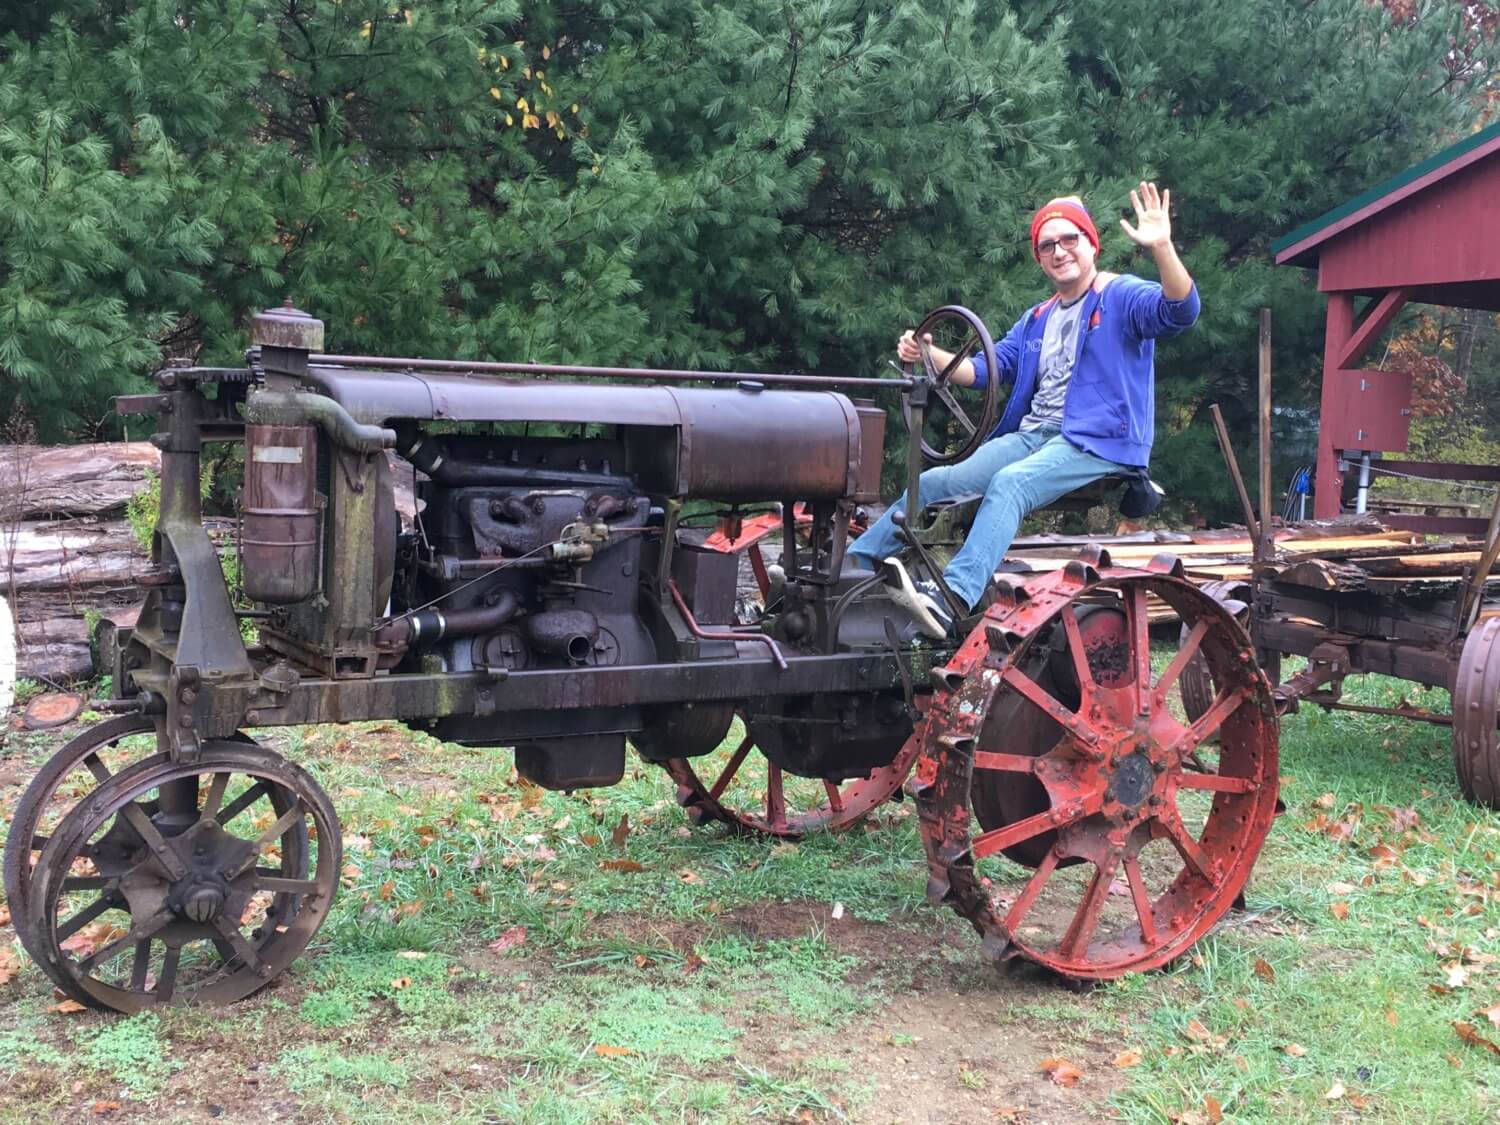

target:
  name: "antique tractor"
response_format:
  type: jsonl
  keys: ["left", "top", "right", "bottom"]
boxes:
{"left": 3, "top": 305, "right": 1278, "bottom": 1012}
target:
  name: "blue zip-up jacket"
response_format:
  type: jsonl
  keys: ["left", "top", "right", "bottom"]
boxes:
{"left": 969, "top": 274, "right": 1200, "bottom": 467}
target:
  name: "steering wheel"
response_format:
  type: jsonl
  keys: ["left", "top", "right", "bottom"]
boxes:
{"left": 898, "top": 305, "right": 1001, "bottom": 465}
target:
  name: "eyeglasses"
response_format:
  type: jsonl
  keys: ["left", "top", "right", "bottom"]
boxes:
{"left": 1036, "top": 232, "right": 1082, "bottom": 257}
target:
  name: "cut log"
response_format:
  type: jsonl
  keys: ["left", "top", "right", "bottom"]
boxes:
{"left": 0, "top": 442, "right": 160, "bottom": 519}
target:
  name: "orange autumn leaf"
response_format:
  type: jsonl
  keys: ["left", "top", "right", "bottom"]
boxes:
{"left": 1204, "top": 1094, "right": 1224, "bottom": 1124}
{"left": 593, "top": 1043, "right": 635, "bottom": 1057}
{"left": 1252, "top": 957, "right": 1276, "bottom": 983}
{"left": 1453, "top": 1021, "right": 1500, "bottom": 1057}
{"left": 49, "top": 999, "right": 86, "bottom": 1014}
{"left": 1039, "top": 1057, "right": 1083, "bottom": 1086}
{"left": 1111, "top": 1049, "right": 1143, "bottom": 1068}
{"left": 1330, "top": 902, "right": 1350, "bottom": 920}
{"left": 601, "top": 859, "right": 645, "bottom": 873}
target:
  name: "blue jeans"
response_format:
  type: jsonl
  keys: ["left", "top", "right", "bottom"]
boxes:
{"left": 847, "top": 429, "right": 1123, "bottom": 609}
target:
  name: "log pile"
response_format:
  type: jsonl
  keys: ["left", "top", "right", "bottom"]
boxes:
{"left": 1, "top": 443, "right": 420, "bottom": 685}
{"left": 1, "top": 443, "right": 161, "bottom": 683}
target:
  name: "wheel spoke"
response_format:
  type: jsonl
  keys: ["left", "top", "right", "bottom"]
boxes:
{"left": 708, "top": 736, "right": 754, "bottom": 801}
{"left": 931, "top": 382, "right": 977, "bottom": 436}
{"left": 156, "top": 946, "right": 181, "bottom": 1003}
{"left": 973, "top": 751, "right": 1041, "bottom": 774}
{"left": 79, "top": 907, "right": 173, "bottom": 974}
{"left": 218, "top": 781, "right": 270, "bottom": 826}
{"left": 1060, "top": 606, "right": 1095, "bottom": 696}
{"left": 210, "top": 916, "right": 265, "bottom": 974}
{"left": 972, "top": 793, "right": 1102, "bottom": 860}
{"left": 253, "top": 873, "right": 322, "bottom": 896}
{"left": 82, "top": 752, "right": 113, "bottom": 784}
{"left": 765, "top": 764, "right": 786, "bottom": 829}
{"left": 1001, "top": 666, "right": 1091, "bottom": 745}
{"left": 60, "top": 875, "right": 111, "bottom": 893}
{"left": 1164, "top": 685, "right": 1251, "bottom": 759}
{"left": 1160, "top": 813, "right": 1213, "bottom": 883}
{"left": 56, "top": 895, "right": 112, "bottom": 941}
{"left": 1154, "top": 618, "right": 1209, "bottom": 707}
{"left": 1058, "top": 851, "right": 1120, "bottom": 962}
{"left": 823, "top": 781, "right": 844, "bottom": 814}
{"left": 199, "top": 771, "right": 230, "bottom": 821}
{"left": 223, "top": 801, "right": 306, "bottom": 879}
{"left": 1176, "top": 771, "right": 1255, "bottom": 795}
{"left": 1123, "top": 852, "right": 1159, "bottom": 945}
{"left": 120, "top": 803, "right": 188, "bottom": 880}
{"left": 1127, "top": 586, "right": 1151, "bottom": 713}
{"left": 937, "top": 331, "right": 979, "bottom": 384}
{"left": 1002, "top": 849, "right": 1060, "bottom": 935}
{"left": 130, "top": 940, "right": 152, "bottom": 991}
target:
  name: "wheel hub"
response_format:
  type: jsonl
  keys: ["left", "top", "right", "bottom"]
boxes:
{"left": 1105, "top": 750, "right": 1156, "bottom": 808}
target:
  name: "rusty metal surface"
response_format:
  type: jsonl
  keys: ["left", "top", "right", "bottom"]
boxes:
{"left": 250, "top": 303, "right": 325, "bottom": 351}
{"left": 910, "top": 557, "right": 1280, "bottom": 979}
{"left": 26, "top": 742, "right": 341, "bottom": 1011}
{"left": 301, "top": 369, "right": 864, "bottom": 501}
{"left": 241, "top": 424, "right": 320, "bottom": 605}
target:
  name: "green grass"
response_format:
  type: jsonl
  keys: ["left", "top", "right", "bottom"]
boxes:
{"left": 0, "top": 659, "right": 1496, "bottom": 1122}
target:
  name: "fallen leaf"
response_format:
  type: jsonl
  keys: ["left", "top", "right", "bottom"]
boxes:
{"left": 49, "top": 999, "right": 86, "bottom": 1014}
{"left": 1325, "top": 1082, "right": 1346, "bottom": 1101}
{"left": 1203, "top": 1095, "right": 1224, "bottom": 1124}
{"left": 1038, "top": 1057, "right": 1083, "bottom": 1087}
{"left": 1253, "top": 957, "right": 1276, "bottom": 983}
{"left": 397, "top": 951, "right": 427, "bottom": 960}
{"left": 1478, "top": 1003, "right": 1500, "bottom": 1029}
{"left": 1326, "top": 881, "right": 1358, "bottom": 895}
{"left": 1453, "top": 1021, "right": 1500, "bottom": 1057}
{"left": 0, "top": 906, "right": 10, "bottom": 926}
{"left": 632, "top": 954, "right": 653, "bottom": 968}
{"left": 1385, "top": 1008, "right": 1399, "bottom": 1027}
{"left": 389, "top": 977, "right": 412, "bottom": 990}
{"left": 677, "top": 868, "right": 703, "bottom": 884}
{"left": 90, "top": 1102, "right": 122, "bottom": 1116}
{"left": 601, "top": 859, "right": 645, "bottom": 873}
{"left": 1282, "top": 1043, "right": 1307, "bottom": 1057}
{"left": 1330, "top": 902, "right": 1350, "bottom": 921}
{"left": 1388, "top": 806, "right": 1421, "bottom": 832}
{"left": 593, "top": 1043, "right": 635, "bottom": 1057}
{"left": 610, "top": 814, "right": 631, "bottom": 850}
{"left": 1111, "top": 1049, "right": 1143, "bottom": 1068}
{"left": 488, "top": 925, "right": 527, "bottom": 954}
{"left": 1445, "top": 963, "right": 1471, "bottom": 989}
{"left": 682, "top": 953, "right": 706, "bottom": 974}
{"left": 1313, "top": 792, "right": 1335, "bottom": 809}
{"left": 379, "top": 880, "right": 396, "bottom": 901}
{"left": 580, "top": 833, "right": 600, "bottom": 847}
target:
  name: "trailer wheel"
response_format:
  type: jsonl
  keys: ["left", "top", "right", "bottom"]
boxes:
{"left": 1452, "top": 618, "right": 1500, "bottom": 809}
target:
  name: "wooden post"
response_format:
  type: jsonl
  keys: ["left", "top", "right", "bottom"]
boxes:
{"left": 1259, "top": 308, "right": 1274, "bottom": 559}
{"left": 1209, "top": 404, "right": 1260, "bottom": 551}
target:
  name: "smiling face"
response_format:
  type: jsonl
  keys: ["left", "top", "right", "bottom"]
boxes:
{"left": 1034, "top": 216, "right": 1097, "bottom": 293}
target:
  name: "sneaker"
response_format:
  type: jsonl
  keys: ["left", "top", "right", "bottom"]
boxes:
{"left": 881, "top": 557, "right": 954, "bottom": 640}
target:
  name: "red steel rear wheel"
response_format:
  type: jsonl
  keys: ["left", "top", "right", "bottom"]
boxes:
{"left": 912, "top": 552, "right": 1279, "bottom": 979}
{"left": 663, "top": 715, "right": 920, "bottom": 838}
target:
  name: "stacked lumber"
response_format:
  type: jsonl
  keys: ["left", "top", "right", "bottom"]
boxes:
{"left": 1001, "top": 521, "right": 1431, "bottom": 625}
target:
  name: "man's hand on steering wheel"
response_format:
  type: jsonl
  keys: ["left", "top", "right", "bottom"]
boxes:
{"left": 896, "top": 330, "right": 978, "bottom": 387}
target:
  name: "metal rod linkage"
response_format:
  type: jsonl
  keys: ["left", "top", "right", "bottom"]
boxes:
{"left": 310, "top": 354, "right": 910, "bottom": 391}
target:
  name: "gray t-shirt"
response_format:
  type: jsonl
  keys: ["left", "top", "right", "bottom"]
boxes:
{"left": 1019, "top": 296, "right": 1087, "bottom": 432}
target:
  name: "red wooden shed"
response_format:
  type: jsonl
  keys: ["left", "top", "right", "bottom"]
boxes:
{"left": 1273, "top": 120, "right": 1500, "bottom": 534}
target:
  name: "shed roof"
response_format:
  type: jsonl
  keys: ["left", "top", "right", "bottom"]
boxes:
{"left": 1273, "top": 120, "right": 1500, "bottom": 270}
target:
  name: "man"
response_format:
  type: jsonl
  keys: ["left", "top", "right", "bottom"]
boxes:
{"left": 846, "top": 182, "right": 1199, "bottom": 637}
